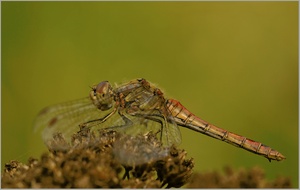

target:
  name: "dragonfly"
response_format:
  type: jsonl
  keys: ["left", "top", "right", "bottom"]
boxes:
{"left": 34, "top": 78, "right": 285, "bottom": 162}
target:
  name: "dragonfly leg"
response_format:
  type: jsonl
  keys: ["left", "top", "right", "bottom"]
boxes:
{"left": 130, "top": 113, "right": 167, "bottom": 144}
{"left": 103, "top": 112, "right": 134, "bottom": 130}
{"left": 79, "top": 108, "right": 117, "bottom": 129}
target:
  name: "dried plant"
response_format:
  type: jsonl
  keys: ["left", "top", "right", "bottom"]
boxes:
{"left": 2, "top": 128, "right": 291, "bottom": 188}
{"left": 187, "top": 165, "right": 291, "bottom": 188}
{"left": 2, "top": 128, "right": 194, "bottom": 188}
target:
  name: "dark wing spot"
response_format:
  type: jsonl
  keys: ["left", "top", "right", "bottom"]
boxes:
{"left": 49, "top": 117, "right": 58, "bottom": 127}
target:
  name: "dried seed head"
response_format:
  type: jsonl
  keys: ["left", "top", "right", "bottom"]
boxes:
{"left": 2, "top": 128, "right": 195, "bottom": 188}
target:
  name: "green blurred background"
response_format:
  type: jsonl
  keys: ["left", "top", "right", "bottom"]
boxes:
{"left": 2, "top": 2, "right": 298, "bottom": 187}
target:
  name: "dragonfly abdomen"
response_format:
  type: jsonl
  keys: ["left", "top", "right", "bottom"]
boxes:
{"left": 166, "top": 99, "right": 285, "bottom": 162}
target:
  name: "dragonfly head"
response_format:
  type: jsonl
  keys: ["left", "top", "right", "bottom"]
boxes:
{"left": 90, "top": 81, "right": 114, "bottom": 111}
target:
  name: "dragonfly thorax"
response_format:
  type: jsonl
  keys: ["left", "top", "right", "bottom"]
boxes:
{"left": 90, "top": 81, "right": 114, "bottom": 111}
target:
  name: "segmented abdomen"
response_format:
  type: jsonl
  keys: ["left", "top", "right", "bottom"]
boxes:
{"left": 166, "top": 99, "right": 285, "bottom": 162}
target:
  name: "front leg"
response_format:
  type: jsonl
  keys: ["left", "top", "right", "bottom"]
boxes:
{"left": 80, "top": 92, "right": 132, "bottom": 130}
{"left": 105, "top": 110, "right": 134, "bottom": 130}
{"left": 79, "top": 108, "right": 117, "bottom": 129}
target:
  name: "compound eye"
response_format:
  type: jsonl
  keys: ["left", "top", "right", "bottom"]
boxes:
{"left": 96, "top": 81, "right": 110, "bottom": 95}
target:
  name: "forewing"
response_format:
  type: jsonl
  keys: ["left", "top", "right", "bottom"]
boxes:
{"left": 34, "top": 97, "right": 113, "bottom": 149}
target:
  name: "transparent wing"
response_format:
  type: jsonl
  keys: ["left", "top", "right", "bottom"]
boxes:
{"left": 112, "top": 131, "right": 170, "bottom": 166}
{"left": 164, "top": 113, "right": 182, "bottom": 146}
{"left": 34, "top": 97, "right": 115, "bottom": 149}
